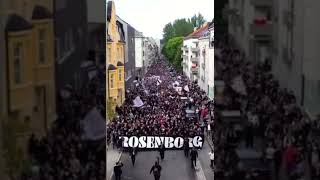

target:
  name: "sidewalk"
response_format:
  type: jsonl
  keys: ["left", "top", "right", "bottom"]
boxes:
{"left": 106, "top": 145, "right": 122, "bottom": 180}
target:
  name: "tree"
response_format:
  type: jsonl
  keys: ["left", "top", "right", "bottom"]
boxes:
{"left": 162, "top": 23, "right": 175, "bottom": 43}
{"left": 191, "top": 13, "right": 206, "bottom": 28}
{"left": 172, "top": 18, "right": 194, "bottom": 37}
{"left": 162, "top": 37, "right": 183, "bottom": 70}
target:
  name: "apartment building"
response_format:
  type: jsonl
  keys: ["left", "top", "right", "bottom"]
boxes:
{"left": 182, "top": 24, "right": 209, "bottom": 82}
{"left": 135, "top": 31, "right": 145, "bottom": 78}
{"left": 208, "top": 21, "right": 214, "bottom": 99}
{"left": 198, "top": 28, "right": 210, "bottom": 93}
{"left": 0, "top": 0, "right": 56, "bottom": 177}
{"left": 226, "top": 0, "right": 320, "bottom": 119}
{"left": 107, "top": 1, "right": 125, "bottom": 109}
{"left": 117, "top": 16, "right": 136, "bottom": 89}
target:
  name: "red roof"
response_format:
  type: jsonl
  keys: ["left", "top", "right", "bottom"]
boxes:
{"left": 185, "top": 23, "right": 209, "bottom": 40}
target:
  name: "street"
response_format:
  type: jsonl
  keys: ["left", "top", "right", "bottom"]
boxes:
{"left": 111, "top": 141, "right": 213, "bottom": 180}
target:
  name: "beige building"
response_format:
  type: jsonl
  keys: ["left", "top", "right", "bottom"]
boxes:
{"left": 0, "top": 0, "right": 56, "bottom": 178}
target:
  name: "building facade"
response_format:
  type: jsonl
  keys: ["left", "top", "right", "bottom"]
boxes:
{"left": 117, "top": 17, "right": 136, "bottom": 89}
{"left": 135, "top": 31, "right": 145, "bottom": 78}
{"left": 0, "top": 0, "right": 56, "bottom": 177}
{"left": 208, "top": 21, "right": 214, "bottom": 99}
{"left": 54, "top": 0, "right": 88, "bottom": 90}
{"left": 226, "top": 0, "right": 320, "bottom": 119}
{"left": 107, "top": 1, "right": 125, "bottom": 109}
{"left": 182, "top": 24, "right": 209, "bottom": 82}
{"left": 198, "top": 30, "right": 210, "bottom": 94}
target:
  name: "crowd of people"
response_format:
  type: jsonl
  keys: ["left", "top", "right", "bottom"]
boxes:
{"left": 21, "top": 63, "right": 106, "bottom": 180}
{"left": 107, "top": 60, "right": 214, "bottom": 149}
{"left": 214, "top": 34, "right": 320, "bottom": 180}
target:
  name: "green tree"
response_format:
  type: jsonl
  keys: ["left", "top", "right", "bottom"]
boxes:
{"left": 162, "top": 23, "right": 175, "bottom": 43}
{"left": 172, "top": 18, "right": 194, "bottom": 37}
{"left": 162, "top": 37, "right": 183, "bottom": 70}
{"left": 191, "top": 13, "right": 206, "bottom": 28}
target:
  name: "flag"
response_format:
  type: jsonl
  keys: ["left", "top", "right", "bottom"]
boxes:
{"left": 133, "top": 96, "right": 144, "bottom": 107}
{"left": 82, "top": 107, "right": 106, "bottom": 140}
{"left": 184, "top": 85, "right": 189, "bottom": 92}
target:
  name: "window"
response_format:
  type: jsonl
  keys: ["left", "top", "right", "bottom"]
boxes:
{"left": 107, "top": 47, "right": 111, "bottom": 63}
{"left": 38, "top": 29, "right": 46, "bottom": 64}
{"left": 13, "top": 42, "right": 23, "bottom": 84}
{"left": 119, "top": 69, "right": 122, "bottom": 81}
{"left": 110, "top": 74, "right": 114, "bottom": 88}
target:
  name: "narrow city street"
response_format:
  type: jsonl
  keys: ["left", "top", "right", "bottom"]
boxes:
{"left": 114, "top": 141, "right": 213, "bottom": 180}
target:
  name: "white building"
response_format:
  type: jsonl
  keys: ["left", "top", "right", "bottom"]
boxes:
{"left": 135, "top": 31, "right": 145, "bottom": 78}
{"left": 226, "top": 0, "right": 320, "bottom": 119}
{"left": 208, "top": 22, "right": 214, "bottom": 99}
{"left": 182, "top": 24, "right": 209, "bottom": 82}
{"left": 198, "top": 30, "right": 210, "bottom": 93}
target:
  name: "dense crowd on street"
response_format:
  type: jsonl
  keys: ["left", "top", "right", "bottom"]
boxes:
{"left": 107, "top": 60, "right": 213, "bottom": 149}
{"left": 21, "top": 64, "right": 106, "bottom": 180}
{"left": 214, "top": 34, "right": 320, "bottom": 180}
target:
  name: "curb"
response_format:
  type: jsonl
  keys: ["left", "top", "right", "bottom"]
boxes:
{"left": 108, "top": 150, "right": 123, "bottom": 180}
{"left": 205, "top": 134, "right": 214, "bottom": 150}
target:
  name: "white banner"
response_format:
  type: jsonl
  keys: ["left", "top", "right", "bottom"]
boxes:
{"left": 133, "top": 96, "right": 144, "bottom": 107}
{"left": 121, "top": 136, "right": 203, "bottom": 148}
{"left": 82, "top": 107, "right": 106, "bottom": 140}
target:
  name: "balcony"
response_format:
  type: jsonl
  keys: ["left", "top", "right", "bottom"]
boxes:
{"left": 250, "top": 0, "right": 273, "bottom": 7}
{"left": 191, "top": 57, "right": 198, "bottom": 63}
{"left": 191, "top": 47, "right": 200, "bottom": 52}
{"left": 190, "top": 66, "right": 199, "bottom": 74}
{"left": 181, "top": 55, "right": 188, "bottom": 59}
{"left": 250, "top": 22, "right": 273, "bottom": 36}
{"left": 181, "top": 46, "right": 188, "bottom": 51}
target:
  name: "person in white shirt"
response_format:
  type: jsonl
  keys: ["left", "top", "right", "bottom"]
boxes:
{"left": 209, "top": 149, "right": 214, "bottom": 169}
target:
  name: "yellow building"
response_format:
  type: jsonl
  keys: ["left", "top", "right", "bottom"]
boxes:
{"left": 107, "top": 1, "right": 125, "bottom": 111}
{"left": 0, "top": 0, "right": 56, "bottom": 177}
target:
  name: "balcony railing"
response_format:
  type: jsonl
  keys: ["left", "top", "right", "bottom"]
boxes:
{"left": 250, "top": 22, "right": 273, "bottom": 36}
{"left": 190, "top": 67, "right": 199, "bottom": 73}
{"left": 191, "top": 47, "right": 200, "bottom": 52}
{"left": 191, "top": 57, "right": 198, "bottom": 63}
{"left": 181, "top": 46, "right": 188, "bottom": 51}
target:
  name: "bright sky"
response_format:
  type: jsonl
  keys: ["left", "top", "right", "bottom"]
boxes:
{"left": 114, "top": 0, "right": 214, "bottom": 40}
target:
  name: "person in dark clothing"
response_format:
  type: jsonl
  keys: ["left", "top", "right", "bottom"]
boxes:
{"left": 190, "top": 147, "right": 198, "bottom": 168}
{"left": 274, "top": 148, "right": 282, "bottom": 180}
{"left": 184, "top": 138, "right": 190, "bottom": 158}
{"left": 114, "top": 161, "right": 123, "bottom": 180}
{"left": 159, "top": 144, "right": 165, "bottom": 160}
{"left": 245, "top": 124, "right": 254, "bottom": 148}
{"left": 130, "top": 147, "right": 137, "bottom": 166}
{"left": 150, "top": 161, "right": 162, "bottom": 180}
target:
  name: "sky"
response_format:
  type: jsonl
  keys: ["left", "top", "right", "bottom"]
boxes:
{"left": 114, "top": 0, "right": 214, "bottom": 40}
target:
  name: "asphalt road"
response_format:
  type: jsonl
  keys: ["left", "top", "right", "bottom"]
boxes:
{"left": 110, "top": 141, "right": 214, "bottom": 180}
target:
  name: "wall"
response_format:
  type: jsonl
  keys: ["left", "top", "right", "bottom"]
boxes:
{"left": 55, "top": 0, "right": 88, "bottom": 90}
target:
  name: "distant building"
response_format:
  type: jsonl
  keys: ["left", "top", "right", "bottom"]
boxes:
{"left": 198, "top": 27, "right": 210, "bottom": 94}
{"left": 135, "top": 31, "right": 145, "bottom": 78}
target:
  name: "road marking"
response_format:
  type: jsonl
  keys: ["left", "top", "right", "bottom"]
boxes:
{"left": 195, "top": 160, "right": 208, "bottom": 180}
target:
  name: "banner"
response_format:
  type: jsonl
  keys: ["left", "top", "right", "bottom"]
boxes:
{"left": 231, "top": 75, "right": 247, "bottom": 95}
{"left": 184, "top": 85, "right": 190, "bottom": 92}
{"left": 133, "top": 96, "right": 144, "bottom": 107}
{"left": 82, "top": 107, "right": 106, "bottom": 140}
{"left": 120, "top": 136, "right": 203, "bottom": 149}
